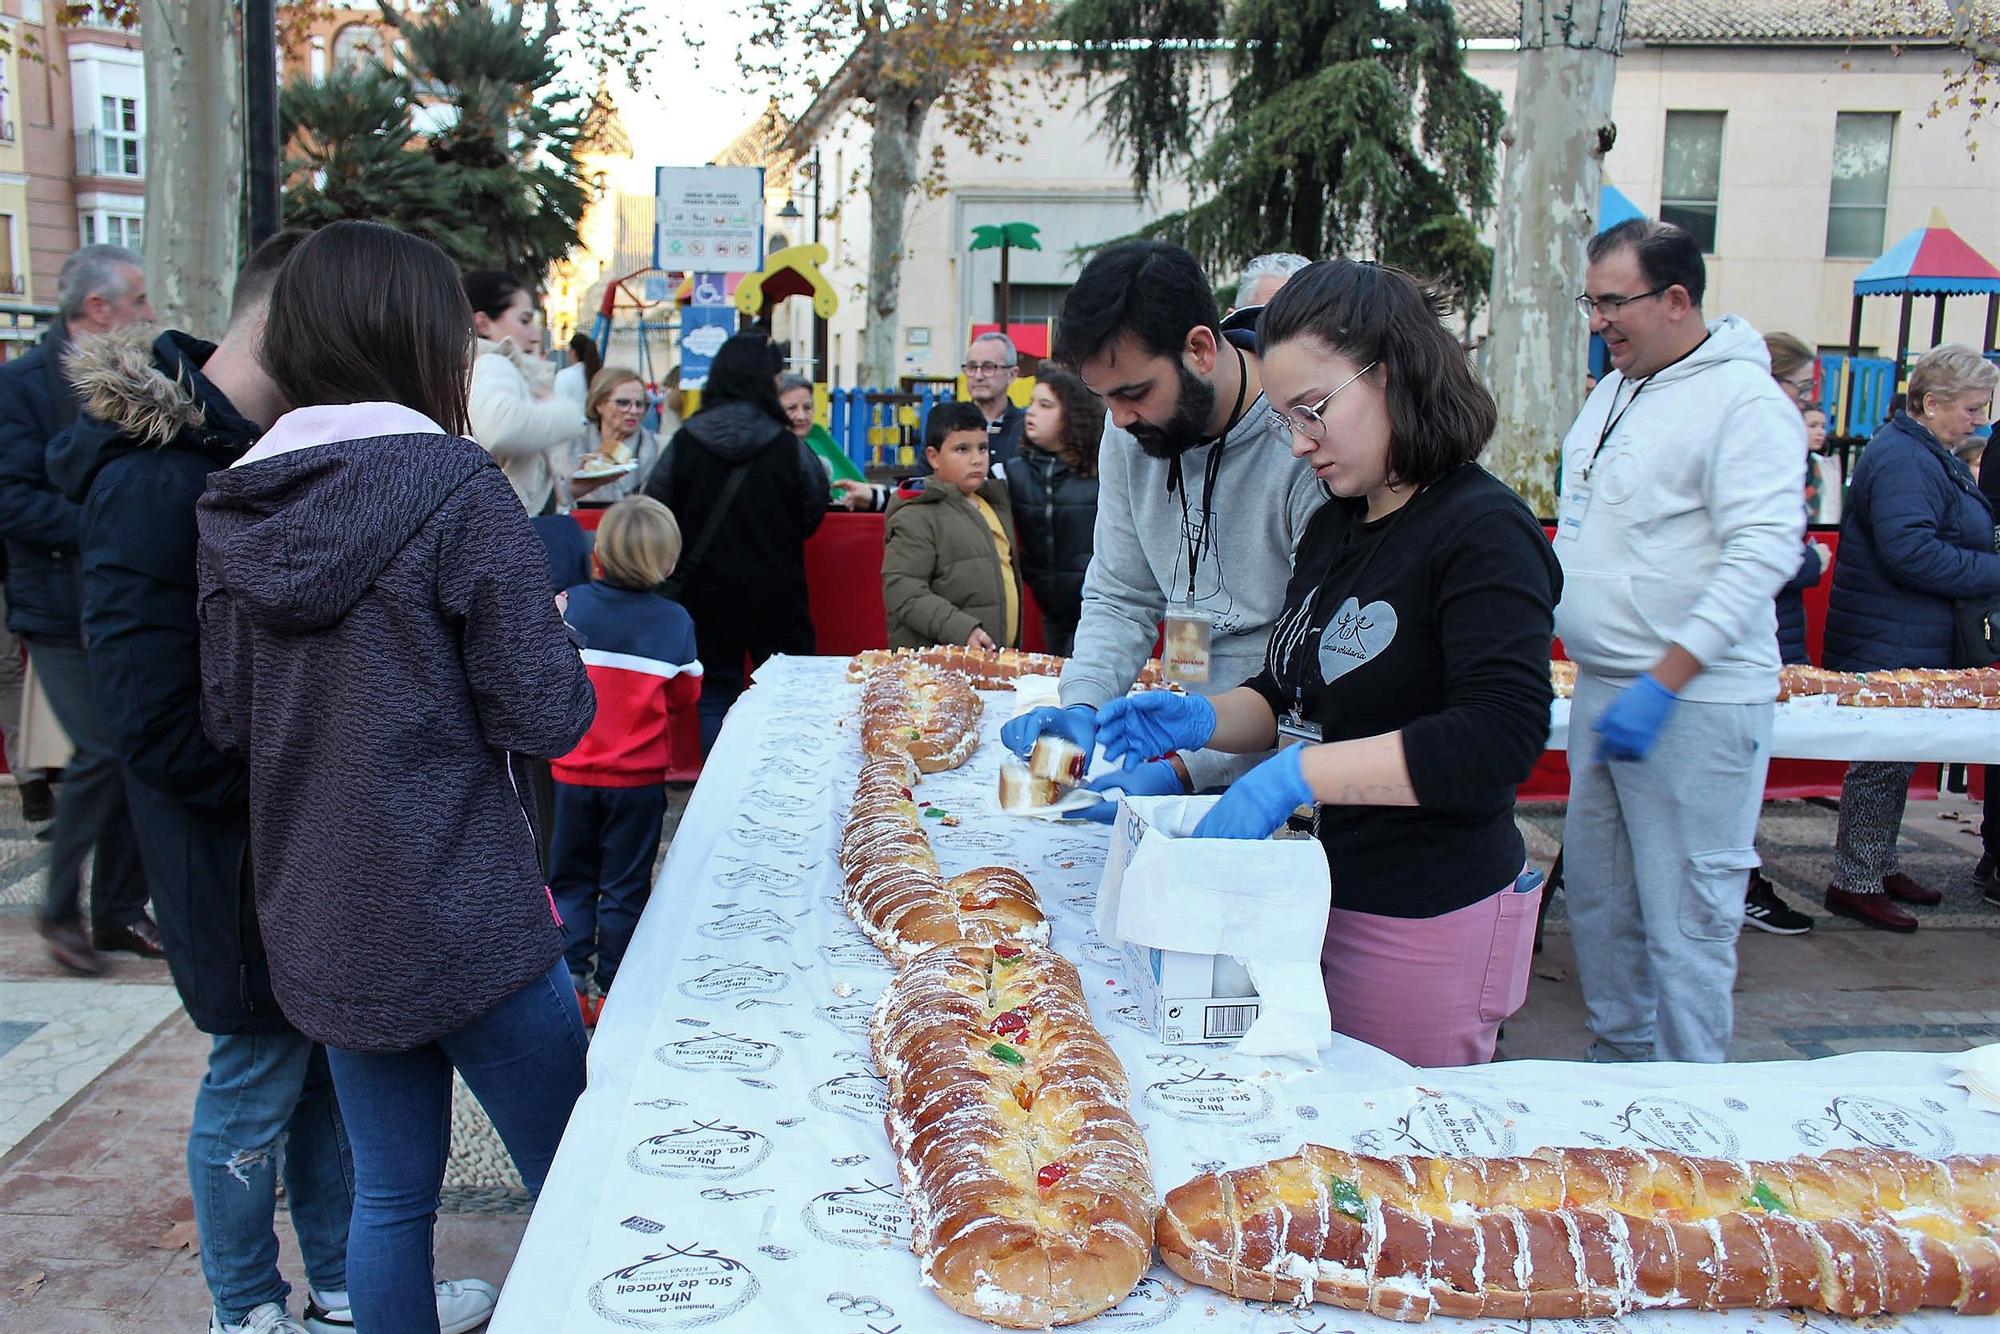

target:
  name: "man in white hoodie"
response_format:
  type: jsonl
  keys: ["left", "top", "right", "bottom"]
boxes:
{"left": 1554, "top": 219, "right": 1805, "bottom": 1064}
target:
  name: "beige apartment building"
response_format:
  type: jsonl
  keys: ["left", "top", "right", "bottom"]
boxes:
{"left": 1, "top": 0, "right": 144, "bottom": 324}
{"left": 783, "top": 0, "right": 2000, "bottom": 384}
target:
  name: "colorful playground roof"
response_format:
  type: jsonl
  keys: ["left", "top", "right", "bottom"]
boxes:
{"left": 1854, "top": 210, "right": 2000, "bottom": 297}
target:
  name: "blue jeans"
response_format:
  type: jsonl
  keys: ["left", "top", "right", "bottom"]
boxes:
{"left": 324, "top": 957, "right": 588, "bottom": 1333}
{"left": 189, "top": 1030, "right": 353, "bottom": 1325}
{"left": 549, "top": 781, "right": 666, "bottom": 990}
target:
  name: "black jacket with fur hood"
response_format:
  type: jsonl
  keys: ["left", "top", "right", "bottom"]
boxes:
{"left": 48, "top": 328, "right": 284, "bottom": 1033}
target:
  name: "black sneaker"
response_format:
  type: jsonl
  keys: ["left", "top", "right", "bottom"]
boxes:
{"left": 1976, "top": 855, "right": 2000, "bottom": 907}
{"left": 1744, "top": 879, "right": 1814, "bottom": 934}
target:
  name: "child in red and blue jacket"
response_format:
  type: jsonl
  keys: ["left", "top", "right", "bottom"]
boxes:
{"left": 550, "top": 496, "right": 700, "bottom": 1017}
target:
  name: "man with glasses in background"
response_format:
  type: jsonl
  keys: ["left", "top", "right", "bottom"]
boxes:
{"left": 1553, "top": 217, "right": 1805, "bottom": 1064}
{"left": 961, "top": 331, "right": 1027, "bottom": 471}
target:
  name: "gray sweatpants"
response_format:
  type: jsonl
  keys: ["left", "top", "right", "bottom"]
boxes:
{"left": 1563, "top": 671, "right": 1773, "bottom": 1064}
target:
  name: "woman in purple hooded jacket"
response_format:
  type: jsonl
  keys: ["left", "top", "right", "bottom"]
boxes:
{"left": 195, "top": 221, "right": 597, "bottom": 1332}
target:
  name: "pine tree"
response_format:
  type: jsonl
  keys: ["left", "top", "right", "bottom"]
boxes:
{"left": 280, "top": 69, "right": 485, "bottom": 264}
{"left": 1063, "top": 0, "right": 1504, "bottom": 311}
{"left": 279, "top": 2, "right": 590, "bottom": 280}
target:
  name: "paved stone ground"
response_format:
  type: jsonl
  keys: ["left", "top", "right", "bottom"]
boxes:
{"left": 2, "top": 781, "right": 1996, "bottom": 1329}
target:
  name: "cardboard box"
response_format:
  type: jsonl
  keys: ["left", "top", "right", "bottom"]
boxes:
{"left": 1120, "top": 941, "right": 1261, "bottom": 1044}
{"left": 1096, "top": 792, "right": 1280, "bottom": 1040}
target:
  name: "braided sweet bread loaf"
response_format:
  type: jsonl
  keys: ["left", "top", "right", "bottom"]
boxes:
{"left": 848, "top": 645, "right": 1167, "bottom": 691}
{"left": 860, "top": 659, "right": 983, "bottom": 772}
{"left": 840, "top": 752, "right": 1047, "bottom": 958}
{"left": 1157, "top": 1144, "right": 2000, "bottom": 1321}
{"left": 872, "top": 942, "right": 1156, "bottom": 1327}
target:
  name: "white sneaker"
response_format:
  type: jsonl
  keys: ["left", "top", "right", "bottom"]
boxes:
{"left": 303, "top": 1278, "right": 499, "bottom": 1334}
{"left": 213, "top": 1303, "right": 309, "bottom": 1334}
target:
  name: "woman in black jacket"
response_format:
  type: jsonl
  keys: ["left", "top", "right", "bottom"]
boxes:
{"left": 644, "top": 333, "right": 825, "bottom": 751}
{"left": 1007, "top": 366, "right": 1101, "bottom": 655}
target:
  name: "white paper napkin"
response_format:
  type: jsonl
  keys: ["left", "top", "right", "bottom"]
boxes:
{"left": 1945, "top": 1043, "right": 2000, "bottom": 1113}
{"left": 1096, "top": 794, "right": 1334, "bottom": 1063}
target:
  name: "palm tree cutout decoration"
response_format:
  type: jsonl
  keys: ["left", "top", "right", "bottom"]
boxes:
{"left": 969, "top": 222, "right": 1043, "bottom": 328}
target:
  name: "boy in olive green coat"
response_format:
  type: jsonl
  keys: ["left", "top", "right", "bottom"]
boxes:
{"left": 882, "top": 402, "right": 1025, "bottom": 650}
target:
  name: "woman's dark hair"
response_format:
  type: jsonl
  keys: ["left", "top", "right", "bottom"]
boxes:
{"left": 698, "top": 333, "right": 785, "bottom": 421}
{"left": 1053, "top": 239, "right": 1220, "bottom": 367}
{"left": 1033, "top": 366, "right": 1103, "bottom": 479}
{"left": 261, "top": 221, "right": 473, "bottom": 437}
{"left": 1258, "top": 260, "right": 1496, "bottom": 488}
{"left": 462, "top": 269, "right": 527, "bottom": 321}
{"left": 569, "top": 331, "right": 602, "bottom": 385}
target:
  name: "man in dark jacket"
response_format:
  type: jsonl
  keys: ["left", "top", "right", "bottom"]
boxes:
{"left": 0, "top": 243, "right": 157, "bottom": 973}
{"left": 54, "top": 233, "right": 496, "bottom": 1334}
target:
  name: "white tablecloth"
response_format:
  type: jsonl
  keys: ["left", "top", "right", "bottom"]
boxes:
{"left": 1550, "top": 695, "right": 2000, "bottom": 763}
{"left": 494, "top": 657, "right": 2000, "bottom": 1333}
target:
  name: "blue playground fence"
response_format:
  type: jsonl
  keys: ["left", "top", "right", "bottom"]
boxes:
{"left": 828, "top": 386, "right": 961, "bottom": 471}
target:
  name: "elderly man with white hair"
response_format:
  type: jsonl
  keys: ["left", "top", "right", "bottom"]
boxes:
{"left": 0, "top": 244, "right": 158, "bottom": 975}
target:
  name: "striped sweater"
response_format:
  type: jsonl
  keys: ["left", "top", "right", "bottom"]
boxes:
{"left": 556, "top": 581, "right": 702, "bottom": 786}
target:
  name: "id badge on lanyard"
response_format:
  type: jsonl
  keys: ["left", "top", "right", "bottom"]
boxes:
{"left": 1163, "top": 602, "right": 1212, "bottom": 685}
{"left": 1276, "top": 706, "right": 1322, "bottom": 745}
{"left": 1557, "top": 476, "right": 1592, "bottom": 541}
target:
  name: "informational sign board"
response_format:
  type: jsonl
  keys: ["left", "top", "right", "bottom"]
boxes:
{"left": 654, "top": 166, "right": 765, "bottom": 272}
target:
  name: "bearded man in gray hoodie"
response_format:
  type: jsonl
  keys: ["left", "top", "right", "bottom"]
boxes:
{"left": 1002, "top": 240, "right": 1323, "bottom": 808}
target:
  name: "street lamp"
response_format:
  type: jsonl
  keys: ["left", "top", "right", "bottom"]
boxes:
{"left": 776, "top": 198, "right": 802, "bottom": 223}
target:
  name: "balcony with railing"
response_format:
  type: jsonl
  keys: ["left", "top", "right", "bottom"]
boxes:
{"left": 74, "top": 129, "right": 142, "bottom": 179}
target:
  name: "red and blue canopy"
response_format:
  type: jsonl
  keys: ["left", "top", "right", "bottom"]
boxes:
{"left": 1854, "top": 209, "right": 2000, "bottom": 297}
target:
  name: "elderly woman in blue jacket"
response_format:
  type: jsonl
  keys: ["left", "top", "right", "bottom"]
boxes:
{"left": 1821, "top": 344, "right": 2000, "bottom": 933}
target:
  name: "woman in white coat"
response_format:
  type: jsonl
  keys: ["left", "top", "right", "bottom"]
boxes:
{"left": 464, "top": 271, "right": 581, "bottom": 514}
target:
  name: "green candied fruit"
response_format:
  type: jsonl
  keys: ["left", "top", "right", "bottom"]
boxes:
{"left": 1745, "top": 1181, "right": 1790, "bottom": 1214}
{"left": 1329, "top": 1176, "right": 1367, "bottom": 1222}
{"left": 987, "top": 1042, "right": 1025, "bottom": 1065}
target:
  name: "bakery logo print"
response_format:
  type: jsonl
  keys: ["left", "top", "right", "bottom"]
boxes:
{"left": 697, "top": 908, "right": 796, "bottom": 942}
{"left": 815, "top": 999, "right": 878, "bottom": 1035}
{"left": 1318, "top": 597, "right": 1396, "bottom": 683}
{"left": 727, "top": 817, "right": 811, "bottom": 853}
{"left": 1142, "top": 1068, "right": 1275, "bottom": 1125}
{"left": 803, "top": 1179, "right": 913, "bottom": 1249}
{"left": 654, "top": 1032, "right": 783, "bottom": 1074}
{"left": 1792, "top": 1095, "right": 1955, "bottom": 1154}
{"left": 1068, "top": 1274, "right": 1181, "bottom": 1329}
{"left": 587, "top": 1243, "right": 758, "bottom": 1330}
{"left": 809, "top": 1067, "right": 890, "bottom": 1122}
{"left": 678, "top": 964, "right": 789, "bottom": 1002}
{"left": 1608, "top": 1097, "right": 1741, "bottom": 1159}
{"left": 818, "top": 936, "right": 894, "bottom": 972}
{"left": 627, "top": 1120, "right": 772, "bottom": 1181}
{"left": 934, "top": 827, "right": 1012, "bottom": 854}
{"left": 1359, "top": 1090, "right": 1516, "bottom": 1157}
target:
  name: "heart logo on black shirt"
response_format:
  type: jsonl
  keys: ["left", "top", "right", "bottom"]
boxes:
{"left": 1318, "top": 596, "right": 1397, "bottom": 682}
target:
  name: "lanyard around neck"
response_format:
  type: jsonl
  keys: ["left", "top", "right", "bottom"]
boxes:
{"left": 1168, "top": 343, "right": 1249, "bottom": 600}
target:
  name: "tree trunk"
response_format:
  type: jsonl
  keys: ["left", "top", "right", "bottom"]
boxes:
{"left": 142, "top": 0, "right": 243, "bottom": 338}
{"left": 860, "top": 87, "right": 928, "bottom": 388}
{"left": 1481, "top": 0, "right": 1625, "bottom": 515}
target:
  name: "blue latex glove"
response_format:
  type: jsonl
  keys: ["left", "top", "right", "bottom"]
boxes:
{"left": 1000, "top": 703, "right": 1097, "bottom": 759}
{"left": 1061, "top": 759, "right": 1184, "bottom": 824}
{"left": 1190, "top": 746, "right": 1312, "bottom": 840}
{"left": 1591, "top": 674, "right": 1679, "bottom": 763}
{"left": 1096, "top": 692, "right": 1217, "bottom": 767}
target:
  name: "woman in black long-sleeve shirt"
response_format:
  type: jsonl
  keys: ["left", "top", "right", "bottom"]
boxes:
{"left": 1094, "top": 261, "right": 1561, "bottom": 1067}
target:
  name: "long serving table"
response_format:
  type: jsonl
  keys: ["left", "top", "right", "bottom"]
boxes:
{"left": 1550, "top": 694, "right": 2000, "bottom": 764}
{"left": 493, "top": 656, "right": 2000, "bottom": 1334}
